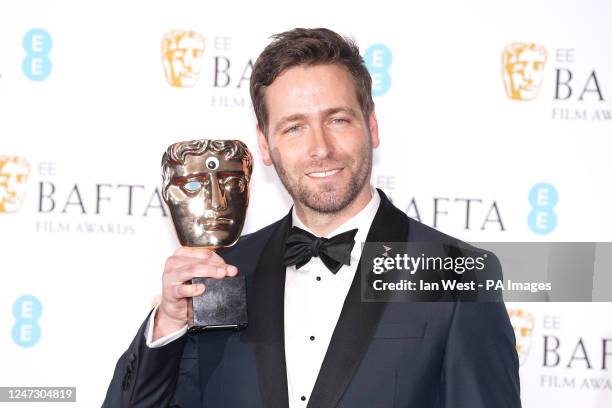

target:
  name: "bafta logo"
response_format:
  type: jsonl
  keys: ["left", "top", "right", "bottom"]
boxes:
{"left": 507, "top": 308, "right": 535, "bottom": 366}
{"left": 502, "top": 43, "right": 547, "bottom": 101}
{"left": 0, "top": 156, "right": 30, "bottom": 213}
{"left": 162, "top": 30, "right": 206, "bottom": 88}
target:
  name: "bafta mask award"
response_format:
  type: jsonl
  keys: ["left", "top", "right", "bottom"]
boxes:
{"left": 161, "top": 139, "right": 252, "bottom": 333}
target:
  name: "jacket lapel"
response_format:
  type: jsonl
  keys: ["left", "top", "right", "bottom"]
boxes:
{"left": 249, "top": 211, "right": 292, "bottom": 408}
{"left": 306, "top": 189, "right": 410, "bottom": 408}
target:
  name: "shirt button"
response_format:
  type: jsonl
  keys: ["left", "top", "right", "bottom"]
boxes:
{"left": 310, "top": 335, "right": 315, "bottom": 341}
{"left": 301, "top": 396, "right": 306, "bottom": 401}
{"left": 316, "top": 276, "right": 321, "bottom": 281}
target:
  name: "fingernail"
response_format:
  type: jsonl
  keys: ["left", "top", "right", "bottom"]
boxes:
{"left": 227, "top": 265, "right": 237, "bottom": 274}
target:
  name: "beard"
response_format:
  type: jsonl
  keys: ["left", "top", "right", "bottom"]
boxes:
{"left": 270, "top": 137, "right": 373, "bottom": 214}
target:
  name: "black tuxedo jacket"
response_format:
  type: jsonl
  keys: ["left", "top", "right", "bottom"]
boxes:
{"left": 103, "top": 190, "right": 520, "bottom": 407}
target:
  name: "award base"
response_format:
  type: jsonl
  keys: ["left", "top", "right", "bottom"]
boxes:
{"left": 188, "top": 275, "right": 248, "bottom": 334}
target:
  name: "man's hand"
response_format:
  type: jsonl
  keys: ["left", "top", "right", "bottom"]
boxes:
{"left": 153, "top": 247, "right": 238, "bottom": 341}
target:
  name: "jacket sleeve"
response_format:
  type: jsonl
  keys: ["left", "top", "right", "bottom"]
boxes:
{"left": 102, "top": 311, "right": 191, "bottom": 407}
{"left": 442, "top": 300, "right": 521, "bottom": 408}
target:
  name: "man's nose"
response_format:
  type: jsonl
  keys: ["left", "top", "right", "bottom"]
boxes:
{"left": 308, "top": 123, "right": 334, "bottom": 160}
{"left": 207, "top": 174, "right": 227, "bottom": 211}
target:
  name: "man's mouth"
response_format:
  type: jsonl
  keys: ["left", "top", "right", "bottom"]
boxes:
{"left": 306, "top": 168, "right": 343, "bottom": 179}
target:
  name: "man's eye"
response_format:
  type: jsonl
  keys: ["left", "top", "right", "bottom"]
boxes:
{"left": 284, "top": 125, "right": 301, "bottom": 134}
{"left": 331, "top": 118, "right": 348, "bottom": 125}
{"left": 183, "top": 181, "right": 202, "bottom": 192}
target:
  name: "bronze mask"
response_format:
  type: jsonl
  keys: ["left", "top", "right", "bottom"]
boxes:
{"left": 161, "top": 139, "right": 253, "bottom": 247}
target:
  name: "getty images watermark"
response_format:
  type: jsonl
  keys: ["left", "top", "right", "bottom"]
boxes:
{"left": 360, "top": 242, "right": 612, "bottom": 302}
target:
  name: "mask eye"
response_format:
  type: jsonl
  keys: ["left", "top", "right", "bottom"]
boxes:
{"left": 223, "top": 176, "right": 245, "bottom": 192}
{"left": 205, "top": 156, "right": 219, "bottom": 170}
{"left": 183, "top": 181, "right": 202, "bottom": 192}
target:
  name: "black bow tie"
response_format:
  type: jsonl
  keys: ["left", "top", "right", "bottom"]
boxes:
{"left": 284, "top": 226, "right": 358, "bottom": 274}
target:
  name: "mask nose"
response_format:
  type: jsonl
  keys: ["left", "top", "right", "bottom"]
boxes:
{"left": 208, "top": 174, "right": 227, "bottom": 211}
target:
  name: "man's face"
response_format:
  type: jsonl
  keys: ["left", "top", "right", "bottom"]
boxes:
{"left": 164, "top": 153, "right": 249, "bottom": 247}
{"left": 0, "top": 158, "right": 30, "bottom": 213}
{"left": 503, "top": 45, "right": 547, "bottom": 100}
{"left": 257, "top": 64, "right": 379, "bottom": 213}
{"left": 163, "top": 33, "right": 205, "bottom": 87}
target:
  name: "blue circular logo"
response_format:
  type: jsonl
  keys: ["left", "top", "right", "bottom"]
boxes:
{"left": 528, "top": 183, "right": 558, "bottom": 235}
{"left": 364, "top": 44, "right": 393, "bottom": 97}
{"left": 22, "top": 28, "right": 53, "bottom": 81}
{"left": 12, "top": 295, "right": 43, "bottom": 347}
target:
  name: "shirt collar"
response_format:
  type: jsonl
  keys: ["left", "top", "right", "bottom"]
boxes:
{"left": 291, "top": 187, "right": 381, "bottom": 264}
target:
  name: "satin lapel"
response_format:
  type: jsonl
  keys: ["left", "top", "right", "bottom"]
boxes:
{"left": 249, "top": 211, "right": 292, "bottom": 408}
{"left": 306, "top": 189, "right": 410, "bottom": 408}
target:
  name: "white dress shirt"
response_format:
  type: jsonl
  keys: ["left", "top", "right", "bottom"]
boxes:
{"left": 145, "top": 188, "right": 381, "bottom": 408}
{"left": 284, "top": 188, "right": 380, "bottom": 407}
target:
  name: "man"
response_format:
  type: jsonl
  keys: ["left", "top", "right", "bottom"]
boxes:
{"left": 104, "top": 28, "right": 520, "bottom": 407}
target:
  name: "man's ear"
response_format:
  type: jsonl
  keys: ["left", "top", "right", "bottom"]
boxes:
{"left": 368, "top": 111, "right": 380, "bottom": 148}
{"left": 256, "top": 124, "right": 273, "bottom": 166}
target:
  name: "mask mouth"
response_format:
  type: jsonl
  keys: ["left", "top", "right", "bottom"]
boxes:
{"left": 198, "top": 216, "right": 233, "bottom": 231}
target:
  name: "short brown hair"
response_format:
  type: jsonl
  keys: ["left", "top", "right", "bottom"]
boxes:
{"left": 250, "top": 28, "right": 374, "bottom": 136}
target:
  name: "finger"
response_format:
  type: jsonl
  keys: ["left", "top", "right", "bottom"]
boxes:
{"left": 173, "top": 263, "right": 236, "bottom": 281}
{"left": 174, "top": 247, "right": 225, "bottom": 264}
{"left": 166, "top": 255, "right": 226, "bottom": 270}
{"left": 226, "top": 264, "right": 238, "bottom": 276}
{"left": 172, "top": 283, "right": 205, "bottom": 300}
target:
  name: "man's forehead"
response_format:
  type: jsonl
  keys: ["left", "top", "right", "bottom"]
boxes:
{"left": 265, "top": 65, "right": 362, "bottom": 123}
{"left": 170, "top": 154, "right": 245, "bottom": 176}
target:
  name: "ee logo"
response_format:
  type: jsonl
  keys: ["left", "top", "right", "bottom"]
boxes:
{"left": 364, "top": 44, "right": 392, "bottom": 96}
{"left": 528, "top": 183, "right": 558, "bottom": 235}
{"left": 22, "top": 28, "right": 53, "bottom": 81}
{"left": 12, "top": 295, "right": 42, "bottom": 347}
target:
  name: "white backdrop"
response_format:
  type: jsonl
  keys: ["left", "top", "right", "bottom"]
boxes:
{"left": 1, "top": 0, "right": 611, "bottom": 406}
